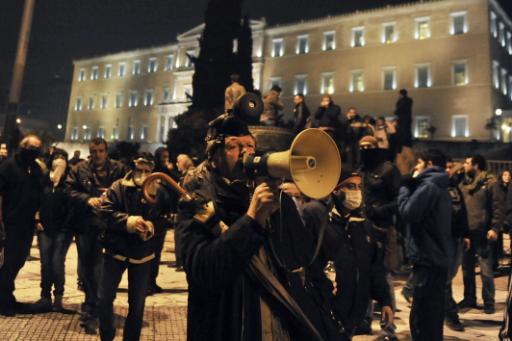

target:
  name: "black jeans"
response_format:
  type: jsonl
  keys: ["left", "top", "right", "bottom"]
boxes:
{"left": 410, "top": 265, "right": 447, "bottom": 341}
{"left": 462, "top": 231, "right": 495, "bottom": 306}
{"left": 0, "top": 224, "right": 34, "bottom": 306}
{"left": 75, "top": 228, "right": 103, "bottom": 315}
{"left": 149, "top": 230, "right": 167, "bottom": 286}
{"left": 98, "top": 254, "right": 151, "bottom": 341}
{"left": 37, "top": 230, "right": 73, "bottom": 298}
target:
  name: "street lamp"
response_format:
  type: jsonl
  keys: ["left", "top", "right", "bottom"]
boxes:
{"left": 57, "top": 124, "right": 62, "bottom": 130}
{"left": 496, "top": 108, "right": 503, "bottom": 116}
{"left": 16, "top": 118, "right": 21, "bottom": 124}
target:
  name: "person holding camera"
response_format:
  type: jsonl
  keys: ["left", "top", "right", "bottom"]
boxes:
{"left": 98, "top": 153, "right": 172, "bottom": 341}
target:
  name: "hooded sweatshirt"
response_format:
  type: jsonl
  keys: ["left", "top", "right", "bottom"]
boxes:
{"left": 398, "top": 166, "right": 453, "bottom": 269}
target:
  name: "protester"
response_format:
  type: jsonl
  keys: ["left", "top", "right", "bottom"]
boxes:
{"left": 98, "top": 153, "right": 172, "bottom": 341}
{"left": 312, "top": 94, "right": 341, "bottom": 135}
{"left": 260, "top": 84, "right": 284, "bottom": 126}
{"left": 394, "top": 89, "right": 413, "bottom": 149}
{"left": 69, "top": 150, "right": 84, "bottom": 166}
{"left": 303, "top": 170, "right": 395, "bottom": 339}
{"left": 224, "top": 73, "right": 246, "bottom": 111}
{"left": 66, "top": 138, "right": 127, "bottom": 333}
{"left": 0, "top": 135, "right": 45, "bottom": 316}
{"left": 178, "top": 113, "right": 344, "bottom": 341}
{"left": 398, "top": 149, "right": 452, "bottom": 341}
{"left": 292, "top": 93, "right": 311, "bottom": 133}
{"left": 459, "top": 154, "right": 504, "bottom": 314}
{"left": 34, "top": 150, "right": 74, "bottom": 313}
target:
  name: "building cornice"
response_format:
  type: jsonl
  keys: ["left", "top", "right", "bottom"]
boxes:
{"left": 264, "top": 0, "right": 484, "bottom": 35}
{"left": 489, "top": 0, "right": 512, "bottom": 28}
{"left": 74, "top": 44, "right": 179, "bottom": 65}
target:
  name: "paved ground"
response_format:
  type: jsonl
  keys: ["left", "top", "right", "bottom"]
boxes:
{"left": 0, "top": 231, "right": 509, "bottom": 340}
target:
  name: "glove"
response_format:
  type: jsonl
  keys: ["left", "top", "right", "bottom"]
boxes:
{"left": 400, "top": 174, "right": 417, "bottom": 190}
{"left": 178, "top": 192, "right": 207, "bottom": 218}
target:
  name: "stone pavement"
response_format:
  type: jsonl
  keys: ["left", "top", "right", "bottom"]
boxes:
{"left": 0, "top": 231, "right": 509, "bottom": 340}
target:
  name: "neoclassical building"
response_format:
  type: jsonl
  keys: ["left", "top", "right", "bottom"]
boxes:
{"left": 65, "top": 0, "right": 512, "bottom": 148}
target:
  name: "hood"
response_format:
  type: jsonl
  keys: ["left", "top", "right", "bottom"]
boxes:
{"left": 417, "top": 166, "right": 449, "bottom": 189}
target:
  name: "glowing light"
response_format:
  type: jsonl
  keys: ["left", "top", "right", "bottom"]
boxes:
{"left": 82, "top": 125, "right": 88, "bottom": 129}
{"left": 16, "top": 118, "right": 21, "bottom": 124}
{"left": 57, "top": 124, "right": 63, "bottom": 130}
{"left": 496, "top": 108, "right": 503, "bottom": 116}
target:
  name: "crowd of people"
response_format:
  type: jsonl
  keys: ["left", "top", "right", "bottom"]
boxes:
{"left": 0, "top": 83, "right": 510, "bottom": 341}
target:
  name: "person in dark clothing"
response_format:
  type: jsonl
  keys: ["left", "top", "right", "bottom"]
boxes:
{"left": 178, "top": 114, "right": 344, "bottom": 341}
{"left": 444, "top": 158, "right": 471, "bottom": 331}
{"left": 458, "top": 154, "right": 504, "bottom": 315}
{"left": 154, "top": 146, "right": 180, "bottom": 179}
{"left": 312, "top": 94, "right": 341, "bottom": 135}
{"left": 302, "top": 171, "right": 394, "bottom": 339}
{"left": 66, "top": 138, "right": 127, "bottom": 333}
{"left": 69, "top": 150, "right": 84, "bottom": 166}
{"left": 398, "top": 149, "right": 452, "bottom": 341}
{"left": 494, "top": 170, "right": 510, "bottom": 270}
{"left": 0, "top": 135, "right": 45, "bottom": 316}
{"left": 292, "top": 94, "right": 311, "bottom": 133}
{"left": 394, "top": 89, "right": 413, "bottom": 149}
{"left": 34, "top": 150, "right": 74, "bottom": 312}
{"left": 98, "top": 153, "right": 172, "bottom": 341}
{"left": 341, "top": 107, "right": 371, "bottom": 169}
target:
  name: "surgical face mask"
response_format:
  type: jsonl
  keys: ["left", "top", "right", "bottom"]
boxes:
{"left": 50, "top": 158, "right": 66, "bottom": 187}
{"left": 343, "top": 190, "right": 362, "bottom": 211}
{"left": 133, "top": 169, "right": 152, "bottom": 187}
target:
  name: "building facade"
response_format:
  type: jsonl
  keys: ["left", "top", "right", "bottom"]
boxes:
{"left": 65, "top": 0, "right": 512, "bottom": 146}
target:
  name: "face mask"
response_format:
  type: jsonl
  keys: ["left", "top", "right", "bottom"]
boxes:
{"left": 133, "top": 170, "right": 151, "bottom": 187}
{"left": 19, "top": 147, "right": 40, "bottom": 164}
{"left": 343, "top": 190, "right": 362, "bottom": 211}
{"left": 361, "top": 149, "right": 379, "bottom": 168}
{"left": 50, "top": 158, "right": 66, "bottom": 187}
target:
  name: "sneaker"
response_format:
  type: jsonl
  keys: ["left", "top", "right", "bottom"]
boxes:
{"left": 445, "top": 314, "right": 465, "bottom": 331}
{"left": 484, "top": 304, "right": 496, "bottom": 314}
{"left": 457, "top": 299, "right": 477, "bottom": 313}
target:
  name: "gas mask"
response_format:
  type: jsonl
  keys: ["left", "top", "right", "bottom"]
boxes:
{"left": 133, "top": 169, "right": 152, "bottom": 187}
{"left": 50, "top": 158, "right": 66, "bottom": 187}
{"left": 342, "top": 190, "right": 363, "bottom": 211}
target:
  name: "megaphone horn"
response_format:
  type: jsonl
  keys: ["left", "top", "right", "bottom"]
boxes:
{"left": 243, "top": 128, "right": 342, "bottom": 199}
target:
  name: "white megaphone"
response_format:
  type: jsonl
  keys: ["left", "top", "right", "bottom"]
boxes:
{"left": 243, "top": 128, "right": 342, "bottom": 199}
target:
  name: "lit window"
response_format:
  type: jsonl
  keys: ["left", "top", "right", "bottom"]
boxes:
{"left": 144, "top": 89, "right": 154, "bottom": 106}
{"left": 382, "top": 68, "right": 397, "bottom": 90}
{"left": 350, "top": 70, "right": 364, "bottom": 92}
{"left": 88, "top": 97, "right": 95, "bottom": 110}
{"left": 183, "top": 85, "right": 193, "bottom": 99}
{"left": 352, "top": 27, "right": 365, "bottom": 47}
{"left": 415, "top": 17, "right": 431, "bottom": 40}
{"left": 501, "top": 68, "right": 508, "bottom": 95}
{"left": 127, "top": 126, "right": 134, "bottom": 140}
{"left": 168, "top": 116, "right": 177, "bottom": 129}
{"left": 415, "top": 65, "right": 432, "bottom": 88}
{"left": 159, "top": 116, "right": 166, "bottom": 142}
{"left": 164, "top": 54, "right": 174, "bottom": 71}
{"left": 451, "top": 12, "right": 467, "bottom": 35}
{"left": 163, "top": 87, "right": 172, "bottom": 102}
{"left": 233, "top": 38, "right": 238, "bottom": 53}
{"left": 71, "top": 127, "right": 79, "bottom": 141}
{"left": 382, "top": 23, "right": 397, "bottom": 44}
{"left": 101, "top": 95, "right": 108, "bottom": 109}
{"left": 507, "top": 32, "right": 512, "bottom": 55}
{"left": 452, "top": 115, "right": 469, "bottom": 138}
{"left": 132, "top": 60, "right": 141, "bottom": 75}
{"left": 296, "top": 35, "right": 309, "bottom": 54}
{"left": 118, "top": 62, "right": 126, "bottom": 77}
{"left": 320, "top": 73, "right": 334, "bottom": 94}
{"left": 129, "top": 91, "right": 138, "bottom": 107}
{"left": 499, "top": 22, "right": 507, "bottom": 47}
{"left": 294, "top": 75, "right": 308, "bottom": 95}
{"left": 83, "top": 127, "right": 92, "bottom": 140}
{"left": 111, "top": 127, "right": 119, "bottom": 141}
{"left": 140, "top": 125, "right": 148, "bottom": 140}
{"left": 104, "top": 64, "right": 112, "bottom": 79}
{"left": 78, "top": 68, "right": 86, "bottom": 82}
{"left": 493, "top": 60, "right": 500, "bottom": 89}
{"left": 148, "top": 57, "right": 158, "bottom": 73}
{"left": 115, "top": 93, "right": 123, "bottom": 108}
{"left": 323, "top": 31, "right": 336, "bottom": 51}
{"left": 452, "top": 61, "right": 468, "bottom": 86}
{"left": 491, "top": 12, "right": 498, "bottom": 38}
{"left": 74, "top": 97, "right": 82, "bottom": 111}
{"left": 91, "top": 66, "right": 99, "bottom": 80}
{"left": 414, "top": 116, "right": 431, "bottom": 138}
{"left": 271, "top": 38, "right": 284, "bottom": 57}
{"left": 268, "top": 77, "right": 283, "bottom": 92}
{"left": 185, "top": 49, "right": 196, "bottom": 68}
{"left": 97, "top": 127, "right": 105, "bottom": 139}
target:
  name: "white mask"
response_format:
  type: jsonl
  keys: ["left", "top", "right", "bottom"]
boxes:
{"left": 50, "top": 158, "right": 66, "bottom": 187}
{"left": 343, "top": 190, "right": 362, "bottom": 211}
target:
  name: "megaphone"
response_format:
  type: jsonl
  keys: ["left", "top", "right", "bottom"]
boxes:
{"left": 243, "top": 128, "right": 342, "bottom": 199}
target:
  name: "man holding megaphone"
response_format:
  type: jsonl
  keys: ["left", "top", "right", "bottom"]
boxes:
{"left": 177, "top": 110, "right": 346, "bottom": 341}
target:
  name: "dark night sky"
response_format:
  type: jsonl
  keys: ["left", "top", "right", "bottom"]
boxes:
{"left": 1, "top": 0, "right": 512, "bottom": 128}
